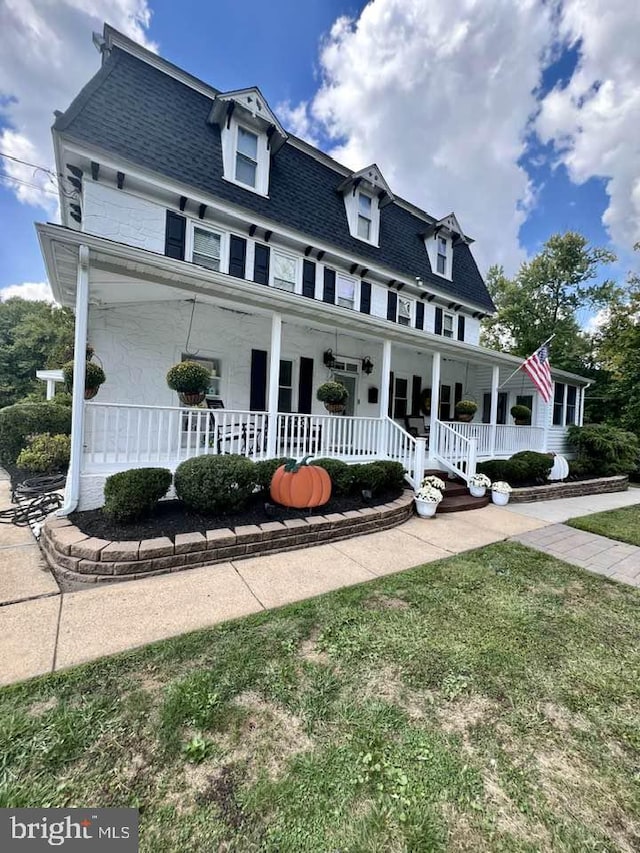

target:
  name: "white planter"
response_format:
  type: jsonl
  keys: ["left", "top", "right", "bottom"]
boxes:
{"left": 491, "top": 491, "right": 510, "bottom": 506}
{"left": 469, "top": 485, "right": 486, "bottom": 498}
{"left": 415, "top": 498, "right": 438, "bottom": 518}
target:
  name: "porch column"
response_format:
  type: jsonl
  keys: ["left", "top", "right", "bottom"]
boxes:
{"left": 266, "top": 312, "right": 282, "bottom": 458}
{"left": 489, "top": 365, "right": 500, "bottom": 457}
{"left": 377, "top": 339, "right": 392, "bottom": 458}
{"left": 428, "top": 351, "right": 441, "bottom": 459}
{"left": 58, "top": 244, "right": 90, "bottom": 514}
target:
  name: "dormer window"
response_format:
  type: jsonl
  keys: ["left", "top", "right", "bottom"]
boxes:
{"left": 357, "top": 193, "right": 372, "bottom": 240}
{"left": 235, "top": 127, "right": 259, "bottom": 188}
{"left": 437, "top": 236, "right": 448, "bottom": 275}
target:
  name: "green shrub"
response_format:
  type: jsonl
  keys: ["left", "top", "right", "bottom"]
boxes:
{"left": 174, "top": 454, "right": 257, "bottom": 514}
{"left": 509, "top": 451, "right": 553, "bottom": 484}
{"left": 568, "top": 458, "right": 595, "bottom": 480}
{"left": 166, "top": 361, "right": 211, "bottom": 393}
{"left": 567, "top": 424, "right": 640, "bottom": 476}
{"left": 350, "top": 463, "right": 388, "bottom": 496}
{"left": 311, "top": 458, "right": 354, "bottom": 495}
{"left": 476, "top": 459, "right": 509, "bottom": 482}
{"left": 16, "top": 433, "right": 71, "bottom": 473}
{"left": 374, "top": 460, "right": 407, "bottom": 491}
{"left": 254, "top": 457, "right": 288, "bottom": 493}
{"left": 0, "top": 402, "right": 72, "bottom": 466}
{"left": 63, "top": 360, "right": 106, "bottom": 392}
{"left": 103, "top": 467, "right": 172, "bottom": 521}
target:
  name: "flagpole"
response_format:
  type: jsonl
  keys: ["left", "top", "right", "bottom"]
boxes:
{"left": 498, "top": 334, "right": 555, "bottom": 389}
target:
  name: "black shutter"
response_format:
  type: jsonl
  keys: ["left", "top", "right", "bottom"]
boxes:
{"left": 388, "top": 370, "right": 395, "bottom": 417}
{"left": 360, "top": 281, "right": 371, "bottom": 314}
{"left": 253, "top": 244, "right": 270, "bottom": 285}
{"left": 411, "top": 375, "right": 422, "bottom": 416}
{"left": 457, "top": 315, "right": 466, "bottom": 341}
{"left": 323, "top": 268, "right": 336, "bottom": 303}
{"left": 454, "top": 382, "right": 463, "bottom": 407}
{"left": 298, "top": 357, "right": 314, "bottom": 414}
{"left": 165, "top": 211, "right": 186, "bottom": 260}
{"left": 434, "top": 307, "right": 443, "bottom": 335}
{"left": 415, "top": 301, "right": 425, "bottom": 330}
{"left": 387, "top": 290, "right": 397, "bottom": 321}
{"left": 249, "top": 349, "right": 267, "bottom": 411}
{"left": 302, "top": 260, "right": 316, "bottom": 298}
{"left": 229, "top": 235, "right": 247, "bottom": 278}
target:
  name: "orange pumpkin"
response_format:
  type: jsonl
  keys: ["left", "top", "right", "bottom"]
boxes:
{"left": 270, "top": 456, "right": 332, "bottom": 509}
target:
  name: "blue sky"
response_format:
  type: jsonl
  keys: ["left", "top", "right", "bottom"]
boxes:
{"left": 1, "top": 0, "right": 637, "bottom": 307}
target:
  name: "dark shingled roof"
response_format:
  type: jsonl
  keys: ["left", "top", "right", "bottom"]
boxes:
{"left": 55, "top": 47, "right": 495, "bottom": 313}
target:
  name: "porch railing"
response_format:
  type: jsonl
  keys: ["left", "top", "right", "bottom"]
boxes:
{"left": 275, "top": 413, "right": 382, "bottom": 461}
{"left": 442, "top": 422, "right": 545, "bottom": 456}
{"left": 433, "top": 420, "right": 477, "bottom": 483}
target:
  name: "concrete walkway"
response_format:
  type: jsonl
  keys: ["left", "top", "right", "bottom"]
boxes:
{"left": 1, "top": 485, "right": 638, "bottom": 688}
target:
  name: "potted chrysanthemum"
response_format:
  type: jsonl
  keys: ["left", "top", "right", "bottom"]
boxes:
{"left": 167, "top": 361, "right": 211, "bottom": 406}
{"left": 63, "top": 359, "right": 106, "bottom": 400}
{"left": 316, "top": 381, "right": 349, "bottom": 414}
{"left": 421, "top": 474, "right": 446, "bottom": 491}
{"left": 491, "top": 480, "right": 512, "bottom": 506}
{"left": 468, "top": 472, "right": 491, "bottom": 498}
{"left": 454, "top": 400, "right": 477, "bottom": 422}
{"left": 414, "top": 483, "right": 443, "bottom": 518}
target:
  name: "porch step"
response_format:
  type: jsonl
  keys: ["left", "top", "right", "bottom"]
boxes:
{"left": 438, "top": 493, "right": 490, "bottom": 513}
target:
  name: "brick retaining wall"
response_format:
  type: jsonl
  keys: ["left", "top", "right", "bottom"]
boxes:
{"left": 510, "top": 475, "right": 628, "bottom": 503}
{"left": 41, "top": 491, "right": 415, "bottom": 584}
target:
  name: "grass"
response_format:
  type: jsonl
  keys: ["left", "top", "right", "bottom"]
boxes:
{"left": 2, "top": 542, "right": 640, "bottom": 851}
{"left": 568, "top": 503, "right": 640, "bottom": 547}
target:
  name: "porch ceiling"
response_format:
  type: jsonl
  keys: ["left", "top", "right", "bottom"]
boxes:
{"left": 37, "top": 222, "right": 590, "bottom": 384}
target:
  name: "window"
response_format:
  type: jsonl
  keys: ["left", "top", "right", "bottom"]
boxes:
{"left": 357, "top": 193, "right": 372, "bottom": 240}
{"left": 442, "top": 312, "right": 454, "bottom": 338}
{"left": 278, "top": 360, "right": 293, "bottom": 412}
{"left": 393, "top": 377, "right": 408, "bottom": 418}
{"left": 553, "top": 383, "right": 565, "bottom": 426}
{"left": 192, "top": 227, "right": 222, "bottom": 271}
{"left": 437, "top": 236, "right": 447, "bottom": 275}
{"left": 439, "top": 384, "right": 451, "bottom": 420}
{"left": 566, "top": 385, "right": 577, "bottom": 425}
{"left": 336, "top": 275, "right": 356, "bottom": 309}
{"left": 235, "top": 126, "right": 258, "bottom": 188}
{"left": 398, "top": 297, "right": 412, "bottom": 327}
{"left": 272, "top": 251, "right": 297, "bottom": 292}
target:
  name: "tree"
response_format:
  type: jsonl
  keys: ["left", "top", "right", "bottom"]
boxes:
{"left": 0, "top": 299, "right": 75, "bottom": 408}
{"left": 481, "top": 232, "right": 617, "bottom": 372}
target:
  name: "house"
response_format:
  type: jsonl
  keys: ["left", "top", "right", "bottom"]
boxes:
{"left": 37, "top": 25, "right": 590, "bottom": 511}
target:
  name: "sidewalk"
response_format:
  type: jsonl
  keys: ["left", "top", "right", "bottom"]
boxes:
{"left": 1, "top": 488, "right": 638, "bottom": 688}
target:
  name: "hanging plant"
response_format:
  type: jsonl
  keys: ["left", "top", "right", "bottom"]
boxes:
{"left": 454, "top": 400, "right": 477, "bottom": 422}
{"left": 316, "top": 381, "right": 348, "bottom": 414}
{"left": 510, "top": 404, "right": 532, "bottom": 425}
{"left": 270, "top": 456, "right": 332, "bottom": 508}
{"left": 167, "top": 361, "right": 211, "bottom": 406}
{"left": 63, "top": 359, "right": 106, "bottom": 400}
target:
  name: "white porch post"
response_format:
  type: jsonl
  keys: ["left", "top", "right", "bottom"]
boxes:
{"left": 266, "top": 312, "right": 282, "bottom": 459}
{"left": 428, "top": 351, "right": 441, "bottom": 459}
{"left": 58, "top": 244, "right": 89, "bottom": 515}
{"left": 578, "top": 385, "right": 587, "bottom": 426}
{"left": 489, "top": 365, "right": 499, "bottom": 457}
{"left": 377, "top": 339, "right": 392, "bottom": 458}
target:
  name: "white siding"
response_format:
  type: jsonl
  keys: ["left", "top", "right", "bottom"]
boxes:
{"left": 83, "top": 183, "right": 165, "bottom": 253}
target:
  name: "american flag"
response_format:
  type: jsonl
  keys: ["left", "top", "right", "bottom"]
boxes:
{"left": 521, "top": 344, "right": 553, "bottom": 402}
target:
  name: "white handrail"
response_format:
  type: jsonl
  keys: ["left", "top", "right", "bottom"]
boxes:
{"left": 441, "top": 421, "right": 545, "bottom": 456}
{"left": 433, "top": 419, "right": 477, "bottom": 482}
{"left": 383, "top": 417, "right": 424, "bottom": 487}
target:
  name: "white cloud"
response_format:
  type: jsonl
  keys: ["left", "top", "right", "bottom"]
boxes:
{"left": 0, "top": 281, "right": 54, "bottom": 302}
{"left": 583, "top": 306, "right": 610, "bottom": 334}
{"left": 276, "top": 100, "right": 319, "bottom": 147}
{"left": 0, "top": 0, "right": 155, "bottom": 213}
{"left": 286, "top": 0, "right": 556, "bottom": 274}
{"left": 536, "top": 0, "right": 640, "bottom": 255}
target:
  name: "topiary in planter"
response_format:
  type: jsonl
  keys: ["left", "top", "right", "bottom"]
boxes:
{"left": 103, "top": 467, "right": 172, "bottom": 522}
{"left": 63, "top": 360, "right": 106, "bottom": 400}
{"left": 316, "top": 381, "right": 348, "bottom": 413}
{"left": 167, "top": 361, "right": 211, "bottom": 406}
{"left": 510, "top": 404, "right": 532, "bottom": 425}
{"left": 174, "top": 454, "right": 257, "bottom": 514}
{"left": 455, "top": 400, "right": 477, "bottom": 422}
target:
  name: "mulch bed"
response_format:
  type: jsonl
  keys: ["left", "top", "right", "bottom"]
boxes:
{"left": 69, "top": 487, "right": 404, "bottom": 543}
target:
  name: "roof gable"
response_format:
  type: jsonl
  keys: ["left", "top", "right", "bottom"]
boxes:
{"left": 208, "top": 87, "right": 287, "bottom": 153}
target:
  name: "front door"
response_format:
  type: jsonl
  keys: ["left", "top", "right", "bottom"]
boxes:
{"left": 332, "top": 372, "right": 357, "bottom": 416}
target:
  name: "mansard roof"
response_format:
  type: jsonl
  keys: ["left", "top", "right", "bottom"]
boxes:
{"left": 53, "top": 40, "right": 495, "bottom": 313}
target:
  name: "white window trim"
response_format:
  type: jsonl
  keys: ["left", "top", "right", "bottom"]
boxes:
{"left": 270, "top": 247, "right": 300, "bottom": 294}
{"left": 426, "top": 233, "right": 453, "bottom": 281}
{"left": 442, "top": 311, "right": 455, "bottom": 338}
{"left": 397, "top": 295, "right": 413, "bottom": 327}
{"left": 343, "top": 189, "right": 380, "bottom": 247}
{"left": 278, "top": 357, "right": 297, "bottom": 413}
{"left": 220, "top": 118, "right": 270, "bottom": 197}
{"left": 336, "top": 273, "right": 358, "bottom": 310}
{"left": 186, "top": 221, "right": 229, "bottom": 274}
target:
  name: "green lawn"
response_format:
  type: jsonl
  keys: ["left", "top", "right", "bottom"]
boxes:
{"left": 2, "top": 542, "right": 639, "bottom": 852}
{"left": 568, "top": 503, "right": 640, "bottom": 547}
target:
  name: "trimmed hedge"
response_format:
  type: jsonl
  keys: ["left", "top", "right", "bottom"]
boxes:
{"left": 567, "top": 424, "right": 640, "bottom": 476}
{"left": 0, "top": 401, "right": 72, "bottom": 466}
{"left": 477, "top": 451, "right": 552, "bottom": 487}
{"left": 254, "top": 457, "right": 288, "bottom": 493}
{"left": 312, "top": 458, "right": 406, "bottom": 496}
{"left": 311, "top": 459, "right": 355, "bottom": 496}
{"left": 16, "top": 433, "right": 71, "bottom": 474}
{"left": 175, "top": 454, "right": 256, "bottom": 514}
{"left": 103, "top": 467, "right": 172, "bottom": 522}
